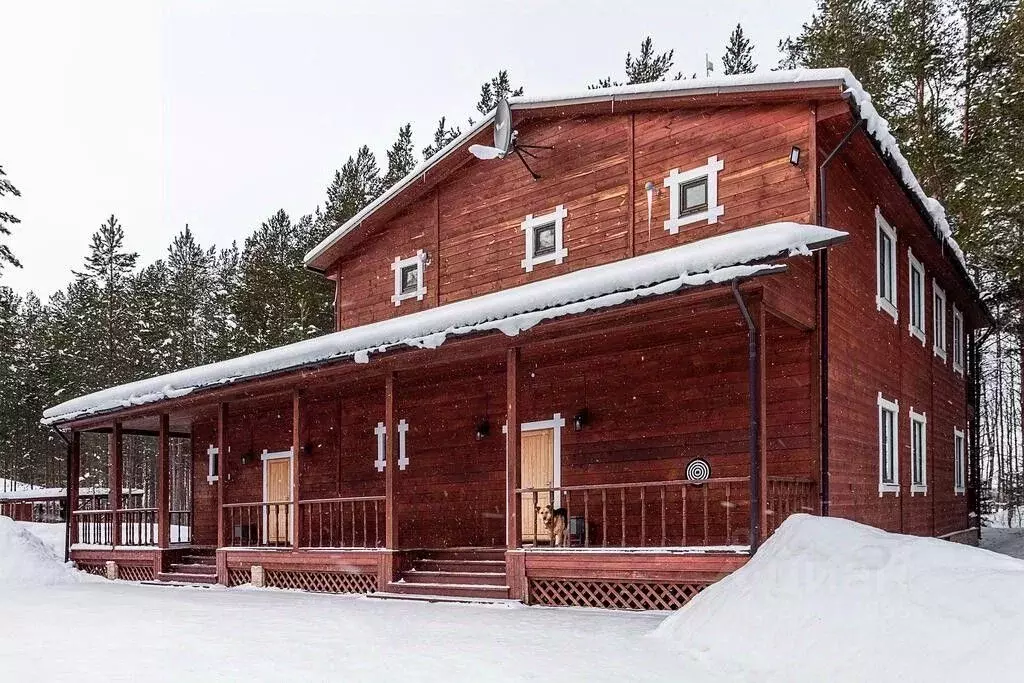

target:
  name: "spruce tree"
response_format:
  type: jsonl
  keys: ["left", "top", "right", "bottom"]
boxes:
{"left": 591, "top": 36, "right": 682, "bottom": 88}
{"left": 723, "top": 23, "right": 758, "bottom": 74}
{"left": 381, "top": 123, "right": 417, "bottom": 191}
{"left": 0, "top": 165, "right": 21, "bottom": 273}
{"left": 475, "top": 70, "right": 524, "bottom": 116}
{"left": 322, "top": 146, "right": 381, "bottom": 230}
{"left": 422, "top": 117, "right": 462, "bottom": 159}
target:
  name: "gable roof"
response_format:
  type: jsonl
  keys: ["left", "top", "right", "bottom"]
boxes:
{"left": 302, "top": 68, "right": 969, "bottom": 284}
{"left": 44, "top": 222, "right": 846, "bottom": 427}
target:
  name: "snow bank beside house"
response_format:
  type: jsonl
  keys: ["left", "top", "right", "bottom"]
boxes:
{"left": 655, "top": 515, "right": 1024, "bottom": 681}
{"left": 0, "top": 516, "right": 81, "bottom": 587}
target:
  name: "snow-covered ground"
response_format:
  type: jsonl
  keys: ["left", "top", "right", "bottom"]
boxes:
{"left": 980, "top": 526, "right": 1024, "bottom": 560}
{"left": 2, "top": 515, "right": 1022, "bottom": 682}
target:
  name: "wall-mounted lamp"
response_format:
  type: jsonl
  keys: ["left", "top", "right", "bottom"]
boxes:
{"left": 475, "top": 419, "right": 491, "bottom": 440}
{"left": 573, "top": 409, "right": 590, "bottom": 432}
{"left": 302, "top": 443, "right": 314, "bottom": 456}
{"left": 240, "top": 451, "right": 254, "bottom": 466}
{"left": 789, "top": 146, "right": 801, "bottom": 166}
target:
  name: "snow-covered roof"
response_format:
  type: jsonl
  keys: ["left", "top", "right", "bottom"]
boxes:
{"left": 304, "top": 68, "right": 967, "bottom": 276}
{"left": 0, "top": 484, "right": 143, "bottom": 501}
{"left": 43, "top": 222, "right": 846, "bottom": 426}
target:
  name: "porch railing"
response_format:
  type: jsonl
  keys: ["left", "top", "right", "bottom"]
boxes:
{"left": 224, "top": 502, "right": 293, "bottom": 547}
{"left": 72, "top": 509, "right": 113, "bottom": 545}
{"left": 170, "top": 509, "right": 193, "bottom": 544}
{"left": 117, "top": 508, "right": 157, "bottom": 546}
{"left": 298, "top": 496, "right": 385, "bottom": 549}
{"left": 766, "top": 476, "right": 816, "bottom": 534}
{"left": 517, "top": 477, "right": 751, "bottom": 548}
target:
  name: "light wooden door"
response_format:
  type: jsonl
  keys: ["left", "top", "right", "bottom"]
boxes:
{"left": 265, "top": 457, "right": 291, "bottom": 544}
{"left": 521, "top": 429, "right": 555, "bottom": 541}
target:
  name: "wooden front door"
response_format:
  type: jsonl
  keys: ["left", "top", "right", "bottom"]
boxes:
{"left": 265, "top": 457, "right": 291, "bottom": 544}
{"left": 521, "top": 429, "right": 555, "bottom": 542}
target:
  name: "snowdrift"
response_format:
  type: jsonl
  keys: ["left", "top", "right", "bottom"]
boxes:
{"left": 0, "top": 516, "right": 82, "bottom": 587}
{"left": 656, "top": 515, "right": 1024, "bottom": 681}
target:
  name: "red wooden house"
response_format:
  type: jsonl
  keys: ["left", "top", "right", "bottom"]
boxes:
{"left": 42, "top": 69, "right": 987, "bottom": 609}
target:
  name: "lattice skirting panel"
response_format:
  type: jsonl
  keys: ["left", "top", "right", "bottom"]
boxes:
{"left": 76, "top": 562, "right": 107, "bottom": 577}
{"left": 264, "top": 570, "right": 377, "bottom": 594}
{"left": 118, "top": 564, "right": 156, "bottom": 582}
{"left": 529, "top": 578, "right": 708, "bottom": 611}
{"left": 227, "top": 569, "right": 251, "bottom": 587}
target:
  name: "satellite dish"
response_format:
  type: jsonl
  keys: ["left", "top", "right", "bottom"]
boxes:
{"left": 468, "top": 99, "right": 552, "bottom": 179}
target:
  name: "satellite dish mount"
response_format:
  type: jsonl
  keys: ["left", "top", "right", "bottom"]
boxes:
{"left": 469, "top": 100, "right": 553, "bottom": 180}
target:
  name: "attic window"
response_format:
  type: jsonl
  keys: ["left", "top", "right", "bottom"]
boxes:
{"left": 391, "top": 250, "right": 426, "bottom": 306}
{"left": 663, "top": 155, "right": 724, "bottom": 234}
{"left": 521, "top": 205, "right": 567, "bottom": 272}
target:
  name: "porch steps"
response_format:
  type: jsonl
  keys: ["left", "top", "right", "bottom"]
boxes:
{"left": 156, "top": 548, "right": 218, "bottom": 586}
{"left": 385, "top": 548, "right": 510, "bottom": 601}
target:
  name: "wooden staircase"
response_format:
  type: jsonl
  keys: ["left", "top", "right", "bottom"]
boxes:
{"left": 384, "top": 548, "right": 509, "bottom": 601}
{"left": 156, "top": 549, "right": 218, "bottom": 585}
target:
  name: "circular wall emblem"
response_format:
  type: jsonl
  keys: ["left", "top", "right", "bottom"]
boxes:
{"left": 686, "top": 458, "right": 711, "bottom": 483}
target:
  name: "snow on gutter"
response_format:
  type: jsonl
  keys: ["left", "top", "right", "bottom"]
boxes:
{"left": 304, "top": 68, "right": 967, "bottom": 275}
{"left": 44, "top": 223, "right": 846, "bottom": 426}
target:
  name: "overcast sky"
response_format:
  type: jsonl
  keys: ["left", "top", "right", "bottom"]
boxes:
{"left": 0, "top": 0, "right": 815, "bottom": 298}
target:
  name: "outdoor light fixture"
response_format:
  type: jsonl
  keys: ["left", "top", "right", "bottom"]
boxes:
{"left": 789, "top": 146, "right": 801, "bottom": 166}
{"left": 475, "top": 419, "right": 491, "bottom": 440}
{"left": 573, "top": 409, "right": 590, "bottom": 431}
{"left": 302, "top": 443, "right": 313, "bottom": 456}
{"left": 240, "top": 451, "right": 253, "bottom": 466}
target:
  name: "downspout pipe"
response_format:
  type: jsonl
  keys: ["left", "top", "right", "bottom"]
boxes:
{"left": 732, "top": 279, "right": 762, "bottom": 553}
{"left": 816, "top": 116, "right": 865, "bottom": 517}
{"left": 50, "top": 426, "right": 73, "bottom": 563}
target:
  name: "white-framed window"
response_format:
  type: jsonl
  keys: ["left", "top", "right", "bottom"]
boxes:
{"left": 907, "top": 249, "right": 926, "bottom": 344}
{"left": 878, "top": 393, "right": 900, "bottom": 495}
{"left": 521, "top": 205, "right": 567, "bottom": 272}
{"left": 954, "top": 427, "right": 966, "bottom": 495}
{"left": 876, "top": 208, "right": 898, "bottom": 322}
{"left": 933, "top": 280, "right": 947, "bottom": 361}
{"left": 952, "top": 304, "right": 964, "bottom": 376}
{"left": 390, "top": 250, "right": 426, "bottom": 306}
{"left": 206, "top": 445, "right": 219, "bottom": 484}
{"left": 909, "top": 409, "right": 927, "bottom": 496}
{"left": 663, "top": 155, "right": 724, "bottom": 234}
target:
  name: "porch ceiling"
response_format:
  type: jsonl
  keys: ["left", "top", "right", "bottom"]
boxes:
{"left": 43, "top": 222, "right": 846, "bottom": 429}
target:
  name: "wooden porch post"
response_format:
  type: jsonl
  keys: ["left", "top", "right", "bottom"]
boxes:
{"left": 506, "top": 347, "right": 521, "bottom": 550}
{"left": 68, "top": 431, "right": 81, "bottom": 546}
{"left": 216, "top": 402, "right": 228, "bottom": 548}
{"left": 757, "top": 303, "right": 769, "bottom": 544}
{"left": 385, "top": 372, "right": 396, "bottom": 549}
{"left": 291, "top": 390, "right": 303, "bottom": 550}
{"left": 109, "top": 422, "right": 123, "bottom": 547}
{"left": 157, "top": 413, "right": 170, "bottom": 549}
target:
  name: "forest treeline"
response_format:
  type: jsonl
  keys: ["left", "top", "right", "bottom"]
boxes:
{"left": 1, "top": 2, "right": 1021, "bottom": 523}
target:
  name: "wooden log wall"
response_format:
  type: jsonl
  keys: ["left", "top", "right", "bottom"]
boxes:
{"left": 821, "top": 117, "right": 971, "bottom": 537}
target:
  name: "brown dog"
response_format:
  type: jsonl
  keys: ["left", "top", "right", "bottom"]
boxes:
{"left": 536, "top": 504, "right": 568, "bottom": 546}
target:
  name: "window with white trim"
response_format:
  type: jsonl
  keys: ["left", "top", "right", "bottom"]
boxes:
{"left": 876, "top": 208, "right": 898, "bottom": 321}
{"left": 663, "top": 155, "right": 724, "bottom": 234}
{"left": 952, "top": 305, "right": 964, "bottom": 376}
{"left": 207, "top": 445, "right": 219, "bottom": 484}
{"left": 521, "top": 205, "right": 567, "bottom": 272}
{"left": 953, "top": 427, "right": 966, "bottom": 495}
{"left": 933, "top": 280, "right": 947, "bottom": 361}
{"left": 878, "top": 393, "right": 900, "bottom": 495}
{"left": 907, "top": 249, "right": 925, "bottom": 343}
{"left": 909, "top": 409, "right": 927, "bottom": 495}
{"left": 390, "top": 250, "right": 426, "bottom": 306}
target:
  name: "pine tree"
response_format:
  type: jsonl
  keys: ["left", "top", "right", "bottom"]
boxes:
{"left": 0, "top": 165, "right": 21, "bottom": 273}
{"left": 322, "top": 146, "right": 381, "bottom": 230}
{"left": 422, "top": 117, "right": 462, "bottom": 160}
{"left": 475, "top": 70, "right": 524, "bottom": 116}
{"left": 723, "top": 23, "right": 758, "bottom": 74}
{"left": 380, "top": 123, "right": 417, "bottom": 191}
{"left": 163, "top": 226, "right": 216, "bottom": 369}
{"left": 591, "top": 36, "right": 682, "bottom": 88}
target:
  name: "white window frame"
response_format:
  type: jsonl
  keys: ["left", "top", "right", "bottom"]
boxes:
{"left": 261, "top": 448, "right": 294, "bottom": 545}
{"left": 909, "top": 409, "right": 927, "bottom": 496}
{"left": 952, "top": 305, "right": 964, "bottom": 376}
{"left": 390, "top": 250, "right": 426, "bottom": 306}
{"left": 907, "top": 248, "right": 926, "bottom": 344}
{"left": 521, "top": 205, "right": 567, "bottom": 272}
{"left": 878, "top": 393, "right": 900, "bottom": 496}
{"left": 875, "top": 208, "right": 898, "bottom": 322}
{"left": 953, "top": 427, "right": 966, "bottom": 495}
{"left": 663, "top": 155, "right": 724, "bottom": 234}
{"left": 933, "top": 280, "right": 947, "bottom": 361}
{"left": 207, "top": 445, "right": 219, "bottom": 484}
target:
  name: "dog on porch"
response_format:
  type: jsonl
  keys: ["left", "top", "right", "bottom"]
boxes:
{"left": 536, "top": 504, "right": 568, "bottom": 546}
